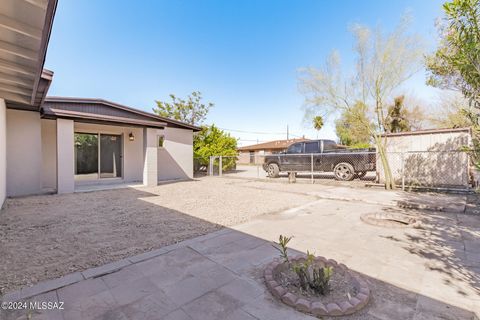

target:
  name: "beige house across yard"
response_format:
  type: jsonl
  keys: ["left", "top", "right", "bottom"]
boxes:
{"left": 237, "top": 138, "right": 308, "bottom": 164}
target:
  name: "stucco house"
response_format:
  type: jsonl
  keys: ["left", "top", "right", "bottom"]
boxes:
{"left": 0, "top": 0, "right": 201, "bottom": 207}
{"left": 237, "top": 138, "right": 308, "bottom": 164}
{"left": 7, "top": 97, "right": 200, "bottom": 199}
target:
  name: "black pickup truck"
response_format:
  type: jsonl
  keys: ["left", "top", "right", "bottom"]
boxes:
{"left": 262, "top": 140, "right": 376, "bottom": 181}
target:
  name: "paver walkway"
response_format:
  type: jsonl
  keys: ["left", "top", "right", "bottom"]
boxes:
{"left": 1, "top": 196, "right": 479, "bottom": 320}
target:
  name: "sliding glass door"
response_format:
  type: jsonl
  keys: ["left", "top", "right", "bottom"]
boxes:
{"left": 100, "top": 134, "right": 122, "bottom": 178}
{"left": 75, "top": 133, "right": 122, "bottom": 180}
{"left": 75, "top": 133, "right": 99, "bottom": 180}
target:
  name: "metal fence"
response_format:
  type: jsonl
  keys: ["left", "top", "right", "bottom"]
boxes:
{"left": 195, "top": 150, "right": 473, "bottom": 191}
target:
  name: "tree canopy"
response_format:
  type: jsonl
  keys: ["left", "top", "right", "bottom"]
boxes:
{"left": 299, "top": 16, "right": 424, "bottom": 188}
{"left": 335, "top": 102, "right": 371, "bottom": 147}
{"left": 153, "top": 91, "right": 213, "bottom": 125}
{"left": 385, "top": 96, "right": 411, "bottom": 133}
{"left": 194, "top": 125, "right": 238, "bottom": 168}
{"left": 426, "top": 0, "right": 480, "bottom": 108}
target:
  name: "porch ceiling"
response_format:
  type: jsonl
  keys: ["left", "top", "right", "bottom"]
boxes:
{"left": 0, "top": 0, "right": 57, "bottom": 109}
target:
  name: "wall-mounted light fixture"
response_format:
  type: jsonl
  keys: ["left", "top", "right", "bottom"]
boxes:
{"left": 129, "top": 132, "right": 135, "bottom": 141}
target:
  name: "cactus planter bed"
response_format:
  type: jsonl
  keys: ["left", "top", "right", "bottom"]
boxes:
{"left": 264, "top": 256, "right": 370, "bottom": 317}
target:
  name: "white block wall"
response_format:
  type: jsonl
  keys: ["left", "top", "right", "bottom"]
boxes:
{"left": 6, "top": 109, "right": 42, "bottom": 197}
{"left": 0, "top": 99, "right": 6, "bottom": 207}
{"left": 41, "top": 119, "right": 57, "bottom": 191}
{"left": 57, "top": 118, "right": 74, "bottom": 193}
{"left": 158, "top": 127, "right": 193, "bottom": 180}
{"left": 143, "top": 127, "right": 158, "bottom": 186}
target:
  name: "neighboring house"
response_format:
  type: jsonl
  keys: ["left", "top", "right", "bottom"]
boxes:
{"left": 237, "top": 138, "right": 308, "bottom": 164}
{"left": 377, "top": 127, "right": 472, "bottom": 188}
{"left": 6, "top": 97, "right": 200, "bottom": 198}
{"left": 0, "top": 0, "right": 201, "bottom": 206}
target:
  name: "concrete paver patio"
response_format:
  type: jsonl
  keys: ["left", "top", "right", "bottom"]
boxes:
{"left": 1, "top": 186, "right": 478, "bottom": 320}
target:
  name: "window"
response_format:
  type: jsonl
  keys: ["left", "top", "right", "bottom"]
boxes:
{"left": 158, "top": 135, "right": 165, "bottom": 148}
{"left": 287, "top": 143, "right": 303, "bottom": 154}
{"left": 323, "top": 140, "right": 337, "bottom": 152}
{"left": 304, "top": 141, "right": 319, "bottom": 153}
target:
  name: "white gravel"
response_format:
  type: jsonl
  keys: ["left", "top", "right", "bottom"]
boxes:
{"left": 0, "top": 177, "right": 315, "bottom": 293}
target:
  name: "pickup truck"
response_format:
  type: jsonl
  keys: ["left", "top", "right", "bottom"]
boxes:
{"left": 262, "top": 140, "right": 376, "bottom": 181}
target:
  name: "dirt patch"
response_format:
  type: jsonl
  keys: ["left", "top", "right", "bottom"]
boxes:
{"left": 0, "top": 178, "right": 315, "bottom": 294}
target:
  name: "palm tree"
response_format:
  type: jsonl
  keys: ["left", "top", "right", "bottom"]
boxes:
{"left": 313, "top": 116, "right": 324, "bottom": 138}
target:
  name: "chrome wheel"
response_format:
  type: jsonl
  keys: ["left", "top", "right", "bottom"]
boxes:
{"left": 334, "top": 162, "right": 354, "bottom": 181}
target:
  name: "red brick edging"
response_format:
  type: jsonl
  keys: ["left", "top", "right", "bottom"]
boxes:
{"left": 264, "top": 256, "right": 370, "bottom": 317}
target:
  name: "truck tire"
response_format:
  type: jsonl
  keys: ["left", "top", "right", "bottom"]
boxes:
{"left": 267, "top": 163, "right": 280, "bottom": 178}
{"left": 355, "top": 171, "right": 367, "bottom": 179}
{"left": 334, "top": 162, "right": 355, "bottom": 181}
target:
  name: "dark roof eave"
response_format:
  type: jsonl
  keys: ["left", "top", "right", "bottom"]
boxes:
{"left": 30, "top": 0, "right": 58, "bottom": 105}
{"left": 42, "top": 108, "right": 167, "bottom": 128}
{"left": 44, "top": 96, "right": 202, "bottom": 131}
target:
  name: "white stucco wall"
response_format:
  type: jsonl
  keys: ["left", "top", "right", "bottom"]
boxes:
{"left": 6, "top": 109, "right": 42, "bottom": 197}
{"left": 57, "top": 119, "right": 75, "bottom": 193}
{"left": 74, "top": 123, "right": 144, "bottom": 184}
{"left": 41, "top": 119, "right": 57, "bottom": 191}
{"left": 158, "top": 127, "right": 193, "bottom": 181}
{"left": 143, "top": 127, "right": 158, "bottom": 186}
{"left": 0, "top": 99, "right": 6, "bottom": 207}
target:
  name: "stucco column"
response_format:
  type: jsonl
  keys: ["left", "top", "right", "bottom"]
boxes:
{"left": 0, "top": 98, "right": 6, "bottom": 207}
{"left": 57, "top": 118, "right": 75, "bottom": 193}
{"left": 143, "top": 127, "right": 158, "bottom": 187}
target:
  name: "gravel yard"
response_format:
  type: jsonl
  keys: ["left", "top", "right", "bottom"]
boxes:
{"left": 0, "top": 177, "right": 315, "bottom": 294}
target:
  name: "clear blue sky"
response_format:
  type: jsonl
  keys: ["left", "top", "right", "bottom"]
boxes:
{"left": 45, "top": 0, "right": 446, "bottom": 146}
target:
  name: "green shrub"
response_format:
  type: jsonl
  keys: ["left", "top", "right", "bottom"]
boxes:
{"left": 273, "top": 235, "right": 292, "bottom": 263}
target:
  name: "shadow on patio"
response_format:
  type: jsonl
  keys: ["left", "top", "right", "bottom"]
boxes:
{"left": 0, "top": 180, "right": 478, "bottom": 319}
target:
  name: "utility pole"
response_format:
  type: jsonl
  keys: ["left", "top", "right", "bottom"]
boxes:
{"left": 287, "top": 125, "right": 289, "bottom": 140}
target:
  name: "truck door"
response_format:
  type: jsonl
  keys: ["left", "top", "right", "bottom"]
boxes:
{"left": 319, "top": 140, "right": 338, "bottom": 172}
{"left": 304, "top": 141, "right": 320, "bottom": 171}
{"left": 283, "top": 142, "right": 304, "bottom": 171}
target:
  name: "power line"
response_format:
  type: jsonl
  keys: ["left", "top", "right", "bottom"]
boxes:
{"left": 220, "top": 127, "right": 305, "bottom": 138}
{"left": 219, "top": 127, "right": 285, "bottom": 135}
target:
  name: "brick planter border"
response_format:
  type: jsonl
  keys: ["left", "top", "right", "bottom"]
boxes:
{"left": 360, "top": 212, "right": 420, "bottom": 228}
{"left": 264, "top": 256, "right": 370, "bottom": 317}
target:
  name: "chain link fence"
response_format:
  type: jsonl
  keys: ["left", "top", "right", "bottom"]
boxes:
{"left": 195, "top": 150, "right": 473, "bottom": 191}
